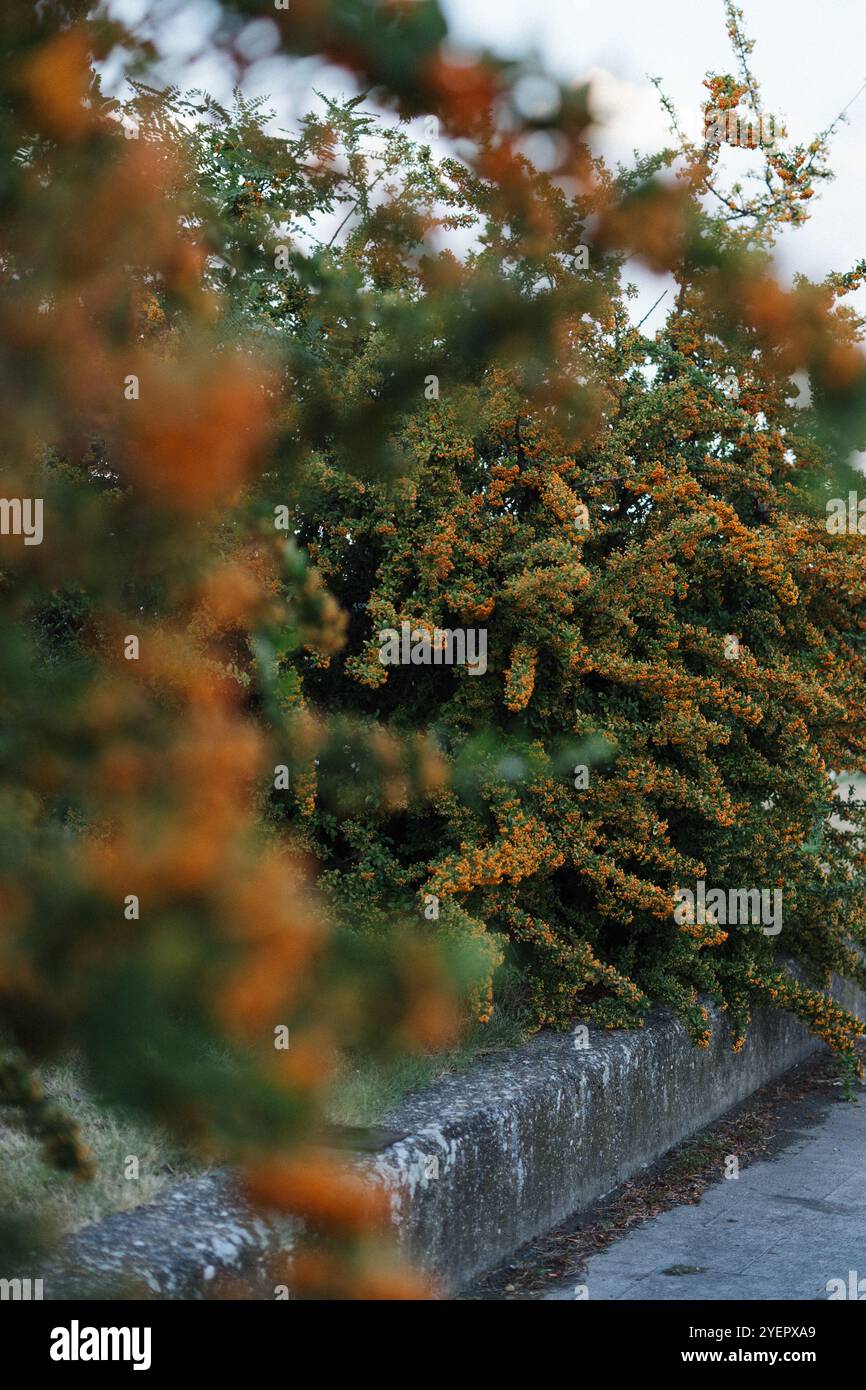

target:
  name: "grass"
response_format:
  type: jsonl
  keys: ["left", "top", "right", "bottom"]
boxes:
{"left": 0, "top": 1057, "right": 198, "bottom": 1239}
{"left": 0, "top": 994, "right": 530, "bottom": 1233}
{"left": 328, "top": 1006, "right": 529, "bottom": 1127}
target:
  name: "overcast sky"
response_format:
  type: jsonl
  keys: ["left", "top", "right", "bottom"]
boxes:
{"left": 443, "top": 0, "right": 866, "bottom": 291}
{"left": 103, "top": 0, "right": 866, "bottom": 328}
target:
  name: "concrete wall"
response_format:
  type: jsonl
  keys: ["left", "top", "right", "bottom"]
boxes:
{"left": 33, "top": 976, "right": 866, "bottom": 1298}
{"left": 36, "top": 1170, "right": 295, "bottom": 1300}
{"left": 363, "top": 978, "right": 866, "bottom": 1291}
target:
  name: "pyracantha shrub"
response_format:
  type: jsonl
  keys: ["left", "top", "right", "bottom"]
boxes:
{"left": 163, "top": 5, "right": 866, "bottom": 1061}
{"left": 0, "top": 0, "right": 577, "bottom": 1290}
{"left": 5, "top": 0, "right": 866, "bottom": 1294}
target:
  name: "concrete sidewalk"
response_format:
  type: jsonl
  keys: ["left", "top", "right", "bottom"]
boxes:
{"left": 544, "top": 1095, "right": 866, "bottom": 1300}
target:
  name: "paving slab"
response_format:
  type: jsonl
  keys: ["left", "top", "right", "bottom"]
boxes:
{"left": 541, "top": 1094, "right": 866, "bottom": 1300}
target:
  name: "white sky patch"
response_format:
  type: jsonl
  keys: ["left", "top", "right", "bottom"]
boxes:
{"left": 790, "top": 371, "right": 812, "bottom": 410}
{"left": 584, "top": 68, "right": 671, "bottom": 164}
{"left": 98, "top": 0, "right": 866, "bottom": 333}
{"left": 443, "top": 0, "right": 866, "bottom": 316}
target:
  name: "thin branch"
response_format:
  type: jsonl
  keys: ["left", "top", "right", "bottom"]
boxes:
{"left": 635, "top": 290, "right": 669, "bottom": 332}
{"left": 326, "top": 165, "right": 388, "bottom": 248}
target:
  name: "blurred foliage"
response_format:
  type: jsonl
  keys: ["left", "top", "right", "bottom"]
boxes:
{"left": 2, "top": 0, "right": 866, "bottom": 1296}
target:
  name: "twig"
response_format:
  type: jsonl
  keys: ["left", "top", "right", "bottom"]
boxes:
{"left": 635, "top": 289, "right": 669, "bottom": 332}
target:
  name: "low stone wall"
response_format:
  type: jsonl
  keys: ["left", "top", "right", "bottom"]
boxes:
{"left": 37, "top": 1170, "right": 295, "bottom": 1300}
{"left": 34, "top": 977, "right": 866, "bottom": 1298}
{"left": 363, "top": 978, "right": 866, "bottom": 1291}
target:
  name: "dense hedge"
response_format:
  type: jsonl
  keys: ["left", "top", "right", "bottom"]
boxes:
{"left": 5, "top": 0, "right": 866, "bottom": 1295}
{"left": 166, "top": 46, "right": 866, "bottom": 1060}
{"left": 299, "top": 347, "right": 866, "bottom": 1051}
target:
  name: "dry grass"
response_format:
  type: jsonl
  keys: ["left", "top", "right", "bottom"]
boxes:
{"left": 0, "top": 1057, "right": 198, "bottom": 1238}
{"left": 1, "top": 1006, "right": 529, "bottom": 1235}
{"left": 328, "top": 1006, "right": 528, "bottom": 1127}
